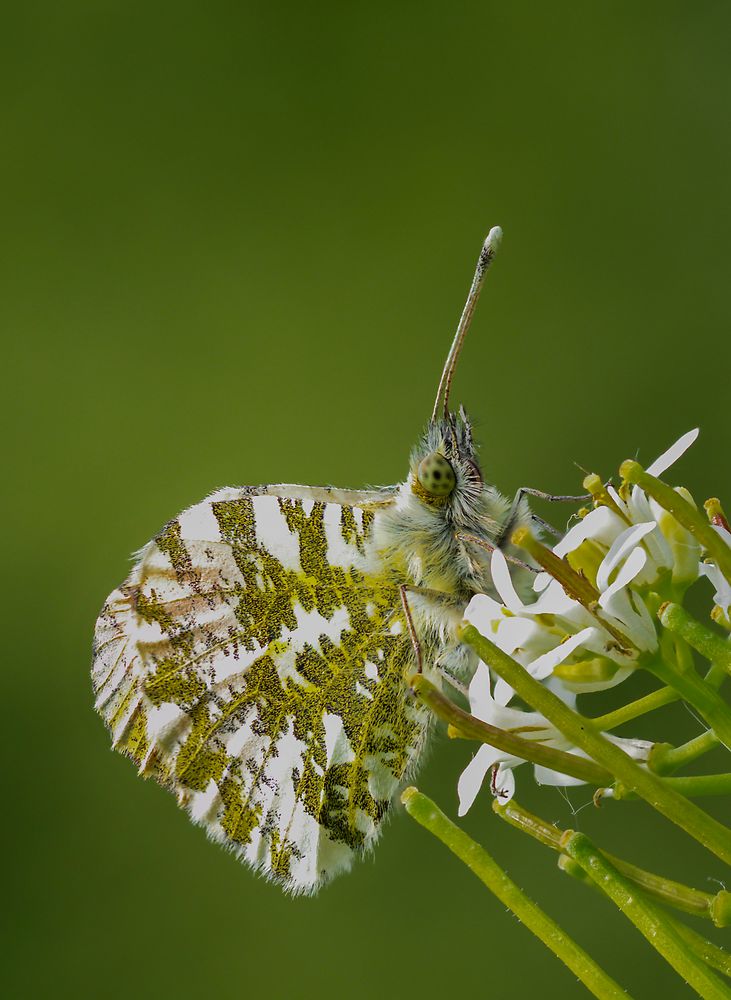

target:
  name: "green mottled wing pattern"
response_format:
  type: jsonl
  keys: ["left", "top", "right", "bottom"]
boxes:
{"left": 92, "top": 485, "right": 431, "bottom": 893}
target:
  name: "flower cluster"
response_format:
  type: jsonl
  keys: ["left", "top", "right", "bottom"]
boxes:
{"left": 458, "top": 429, "right": 717, "bottom": 814}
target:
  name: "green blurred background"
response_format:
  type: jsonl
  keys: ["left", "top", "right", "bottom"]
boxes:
{"left": 4, "top": 4, "right": 731, "bottom": 997}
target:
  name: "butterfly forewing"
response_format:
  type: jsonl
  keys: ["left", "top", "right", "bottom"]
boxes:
{"left": 92, "top": 485, "right": 430, "bottom": 893}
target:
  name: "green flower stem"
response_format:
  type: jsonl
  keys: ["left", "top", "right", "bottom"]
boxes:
{"left": 409, "top": 673, "right": 612, "bottom": 786}
{"left": 660, "top": 603, "right": 731, "bottom": 681}
{"left": 644, "top": 654, "right": 731, "bottom": 752}
{"left": 401, "top": 788, "right": 630, "bottom": 1000}
{"left": 557, "top": 855, "right": 731, "bottom": 978}
{"left": 495, "top": 799, "right": 728, "bottom": 925}
{"left": 613, "top": 773, "right": 731, "bottom": 799}
{"left": 620, "top": 461, "right": 731, "bottom": 583}
{"left": 650, "top": 732, "right": 722, "bottom": 775}
{"left": 663, "top": 918, "right": 731, "bottom": 980}
{"left": 561, "top": 831, "right": 731, "bottom": 999}
{"left": 459, "top": 623, "right": 731, "bottom": 866}
{"left": 590, "top": 687, "right": 679, "bottom": 731}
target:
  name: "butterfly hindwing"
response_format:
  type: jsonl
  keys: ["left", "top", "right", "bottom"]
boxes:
{"left": 92, "top": 485, "right": 430, "bottom": 893}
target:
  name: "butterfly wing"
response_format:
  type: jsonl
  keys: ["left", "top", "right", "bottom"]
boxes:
{"left": 92, "top": 484, "right": 430, "bottom": 893}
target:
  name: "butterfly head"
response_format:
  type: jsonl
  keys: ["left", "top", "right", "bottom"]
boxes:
{"left": 410, "top": 408, "right": 484, "bottom": 515}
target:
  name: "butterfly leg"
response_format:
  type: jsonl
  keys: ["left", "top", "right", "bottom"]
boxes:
{"left": 399, "top": 584, "right": 423, "bottom": 674}
{"left": 399, "top": 585, "right": 467, "bottom": 674}
{"left": 456, "top": 532, "right": 539, "bottom": 573}
{"left": 495, "top": 485, "right": 591, "bottom": 549}
{"left": 530, "top": 513, "right": 563, "bottom": 540}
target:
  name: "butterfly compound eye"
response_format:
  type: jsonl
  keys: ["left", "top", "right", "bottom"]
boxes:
{"left": 416, "top": 452, "right": 456, "bottom": 498}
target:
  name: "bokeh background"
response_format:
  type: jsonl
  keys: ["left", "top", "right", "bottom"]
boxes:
{"left": 4, "top": 4, "right": 731, "bottom": 997}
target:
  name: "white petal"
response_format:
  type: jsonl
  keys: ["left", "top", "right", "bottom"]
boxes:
{"left": 533, "top": 571, "right": 552, "bottom": 593}
{"left": 628, "top": 488, "right": 673, "bottom": 571}
{"left": 646, "top": 428, "right": 699, "bottom": 477}
{"left": 493, "top": 676, "right": 515, "bottom": 707}
{"left": 599, "top": 546, "right": 647, "bottom": 605}
{"left": 464, "top": 593, "right": 506, "bottom": 632}
{"left": 493, "top": 616, "right": 538, "bottom": 656}
{"left": 457, "top": 744, "right": 503, "bottom": 816}
{"left": 467, "top": 662, "right": 496, "bottom": 722}
{"left": 528, "top": 627, "right": 595, "bottom": 680}
{"left": 533, "top": 765, "right": 586, "bottom": 788}
{"left": 557, "top": 505, "right": 628, "bottom": 557}
{"left": 597, "top": 547, "right": 658, "bottom": 651}
{"left": 545, "top": 675, "right": 578, "bottom": 710}
{"left": 522, "top": 578, "right": 578, "bottom": 616}
{"left": 600, "top": 586, "right": 657, "bottom": 652}
{"left": 558, "top": 665, "right": 634, "bottom": 694}
{"left": 552, "top": 508, "right": 608, "bottom": 558}
{"left": 493, "top": 763, "right": 516, "bottom": 802}
{"left": 480, "top": 698, "right": 549, "bottom": 733}
{"left": 606, "top": 734, "right": 653, "bottom": 762}
{"left": 490, "top": 548, "right": 524, "bottom": 612}
{"left": 699, "top": 562, "right": 731, "bottom": 614}
{"left": 596, "top": 522, "right": 657, "bottom": 591}
{"left": 606, "top": 485, "right": 629, "bottom": 514}
{"left": 563, "top": 622, "right": 635, "bottom": 668}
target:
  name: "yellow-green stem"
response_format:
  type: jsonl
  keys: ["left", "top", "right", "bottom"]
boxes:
{"left": 557, "top": 853, "right": 731, "bottom": 977}
{"left": 495, "top": 798, "right": 730, "bottom": 925}
{"left": 660, "top": 603, "right": 731, "bottom": 681}
{"left": 645, "top": 654, "right": 731, "bottom": 752}
{"left": 662, "top": 918, "right": 731, "bottom": 980}
{"left": 562, "top": 831, "right": 731, "bottom": 999}
{"left": 401, "top": 788, "right": 630, "bottom": 1000}
{"left": 650, "top": 731, "right": 721, "bottom": 775}
{"left": 613, "top": 773, "right": 731, "bottom": 799}
{"left": 590, "top": 687, "right": 679, "bottom": 731}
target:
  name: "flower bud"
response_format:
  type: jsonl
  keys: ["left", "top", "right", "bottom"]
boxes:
{"left": 553, "top": 656, "right": 619, "bottom": 690}
{"left": 654, "top": 487, "right": 702, "bottom": 587}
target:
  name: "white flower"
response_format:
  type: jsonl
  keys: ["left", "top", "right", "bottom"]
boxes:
{"left": 700, "top": 524, "right": 731, "bottom": 617}
{"left": 474, "top": 430, "right": 704, "bottom": 697}
{"left": 455, "top": 430, "right": 703, "bottom": 813}
{"left": 456, "top": 662, "right": 652, "bottom": 815}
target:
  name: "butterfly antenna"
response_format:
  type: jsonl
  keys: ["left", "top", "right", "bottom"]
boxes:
{"left": 431, "top": 226, "right": 502, "bottom": 422}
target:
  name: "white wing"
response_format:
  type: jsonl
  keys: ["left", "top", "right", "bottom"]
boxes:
{"left": 92, "top": 485, "right": 430, "bottom": 894}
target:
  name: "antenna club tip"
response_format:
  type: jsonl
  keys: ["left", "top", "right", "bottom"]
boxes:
{"left": 479, "top": 227, "right": 502, "bottom": 266}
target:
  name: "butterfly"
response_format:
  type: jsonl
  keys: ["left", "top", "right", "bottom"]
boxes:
{"left": 92, "top": 227, "right": 546, "bottom": 894}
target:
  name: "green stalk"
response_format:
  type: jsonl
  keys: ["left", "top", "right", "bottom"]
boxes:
{"left": 562, "top": 831, "right": 731, "bottom": 999}
{"left": 620, "top": 462, "right": 731, "bottom": 582}
{"left": 494, "top": 799, "right": 729, "bottom": 925}
{"left": 590, "top": 687, "right": 679, "bottom": 731}
{"left": 645, "top": 653, "right": 731, "bottom": 752}
{"left": 660, "top": 603, "right": 731, "bottom": 681}
{"left": 401, "top": 788, "right": 630, "bottom": 1000}
{"left": 613, "top": 773, "right": 731, "bottom": 799}
{"left": 458, "top": 623, "right": 731, "bottom": 866}
{"left": 650, "top": 731, "right": 721, "bottom": 775}
{"left": 410, "top": 673, "right": 613, "bottom": 786}
{"left": 557, "top": 855, "right": 731, "bottom": 977}
{"left": 663, "top": 918, "right": 731, "bottom": 980}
